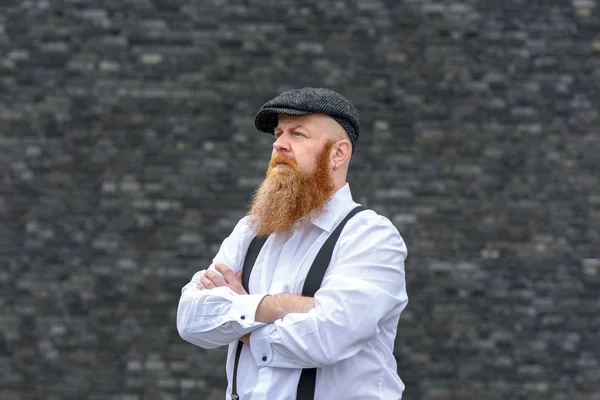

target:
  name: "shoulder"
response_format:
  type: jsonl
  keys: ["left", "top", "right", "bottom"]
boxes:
{"left": 212, "top": 215, "right": 257, "bottom": 274}
{"left": 227, "top": 215, "right": 258, "bottom": 248}
{"left": 215, "top": 215, "right": 257, "bottom": 251}
{"left": 232, "top": 215, "right": 254, "bottom": 235}
{"left": 327, "top": 207, "right": 408, "bottom": 276}
{"left": 340, "top": 207, "right": 407, "bottom": 254}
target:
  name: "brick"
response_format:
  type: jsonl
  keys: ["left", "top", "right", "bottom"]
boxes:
{"left": 1, "top": 1, "right": 598, "bottom": 399}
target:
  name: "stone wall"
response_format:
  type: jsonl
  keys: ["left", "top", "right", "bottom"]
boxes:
{"left": 1, "top": 1, "right": 599, "bottom": 399}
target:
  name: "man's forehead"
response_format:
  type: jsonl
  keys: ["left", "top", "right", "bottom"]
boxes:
{"left": 276, "top": 113, "right": 330, "bottom": 128}
{"left": 275, "top": 117, "right": 305, "bottom": 129}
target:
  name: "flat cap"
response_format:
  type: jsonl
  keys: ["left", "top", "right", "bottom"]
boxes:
{"left": 254, "top": 87, "right": 360, "bottom": 151}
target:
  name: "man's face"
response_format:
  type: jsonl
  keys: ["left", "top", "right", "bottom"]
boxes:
{"left": 246, "top": 114, "right": 338, "bottom": 237}
{"left": 271, "top": 113, "right": 335, "bottom": 176}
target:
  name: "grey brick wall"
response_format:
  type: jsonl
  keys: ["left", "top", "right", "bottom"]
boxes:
{"left": 1, "top": 1, "right": 599, "bottom": 399}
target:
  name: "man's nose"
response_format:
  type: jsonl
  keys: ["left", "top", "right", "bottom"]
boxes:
{"left": 273, "top": 134, "right": 290, "bottom": 153}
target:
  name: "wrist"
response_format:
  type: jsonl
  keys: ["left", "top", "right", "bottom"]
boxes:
{"left": 256, "top": 295, "right": 283, "bottom": 323}
{"left": 255, "top": 293, "right": 315, "bottom": 323}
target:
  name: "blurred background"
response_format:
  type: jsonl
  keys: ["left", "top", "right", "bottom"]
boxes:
{"left": 1, "top": 0, "right": 599, "bottom": 399}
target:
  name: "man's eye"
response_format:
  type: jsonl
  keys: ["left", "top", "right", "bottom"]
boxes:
{"left": 293, "top": 132, "right": 303, "bottom": 137}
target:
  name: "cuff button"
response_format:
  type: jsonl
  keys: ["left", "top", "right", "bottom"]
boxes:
{"left": 240, "top": 315, "right": 246, "bottom": 320}
{"left": 262, "top": 356, "right": 267, "bottom": 362}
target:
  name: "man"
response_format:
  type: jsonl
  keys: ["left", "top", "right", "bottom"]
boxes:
{"left": 177, "top": 87, "right": 409, "bottom": 399}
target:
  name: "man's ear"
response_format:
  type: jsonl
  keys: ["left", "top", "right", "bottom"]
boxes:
{"left": 332, "top": 139, "right": 352, "bottom": 167}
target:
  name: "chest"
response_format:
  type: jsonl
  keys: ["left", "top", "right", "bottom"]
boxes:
{"left": 248, "top": 227, "right": 330, "bottom": 295}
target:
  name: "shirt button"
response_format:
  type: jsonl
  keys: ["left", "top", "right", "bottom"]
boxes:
{"left": 240, "top": 315, "right": 245, "bottom": 320}
{"left": 262, "top": 356, "right": 267, "bottom": 362}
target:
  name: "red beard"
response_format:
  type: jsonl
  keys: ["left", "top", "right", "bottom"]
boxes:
{"left": 247, "top": 141, "right": 336, "bottom": 237}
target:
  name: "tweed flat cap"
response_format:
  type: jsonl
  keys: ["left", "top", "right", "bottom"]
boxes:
{"left": 254, "top": 87, "right": 360, "bottom": 151}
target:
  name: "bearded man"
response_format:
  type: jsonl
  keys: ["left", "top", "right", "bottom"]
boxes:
{"left": 177, "top": 88, "right": 409, "bottom": 399}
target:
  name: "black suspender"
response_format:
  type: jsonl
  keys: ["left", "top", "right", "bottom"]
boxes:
{"left": 295, "top": 205, "right": 365, "bottom": 400}
{"left": 230, "top": 235, "right": 268, "bottom": 400}
{"left": 231, "top": 205, "right": 366, "bottom": 400}
{"left": 241, "top": 236, "right": 269, "bottom": 294}
{"left": 301, "top": 205, "right": 366, "bottom": 297}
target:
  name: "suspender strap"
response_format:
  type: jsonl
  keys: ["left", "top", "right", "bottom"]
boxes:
{"left": 230, "top": 235, "right": 268, "bottom": 400}
{"left": 301, "top": 205, "right": 366, "bottom": 297}
{"left": 242, "top": 236, "right": 269, "bottom": 293}
{"left": 296, "top": 369, "right": 318, "bottom": 400}
{"left": 230, "top": 343, "right": 244, "bottom": 400}
{"left": 296, "top": 205, "right": 366, "bottom": 400}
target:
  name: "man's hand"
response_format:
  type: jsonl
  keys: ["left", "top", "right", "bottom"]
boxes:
{"left": 197, "top": 264, "right": 247, "bottom": 295}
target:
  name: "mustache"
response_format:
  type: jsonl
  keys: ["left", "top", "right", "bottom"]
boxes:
{"left": 268, "top": 153, "right": 299, "bottom": 169}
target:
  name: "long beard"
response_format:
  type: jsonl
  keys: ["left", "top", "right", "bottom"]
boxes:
{"left": 247, "top": 141, "right": 336, "bottom": 237}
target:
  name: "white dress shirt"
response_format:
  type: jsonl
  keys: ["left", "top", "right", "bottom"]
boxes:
{"left": 177, "top": 184, "right": 409, "bottom": 400}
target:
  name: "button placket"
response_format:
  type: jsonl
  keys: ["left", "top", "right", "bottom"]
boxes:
{"left": 271, "top": 232, "right": 303, "bottom": 293}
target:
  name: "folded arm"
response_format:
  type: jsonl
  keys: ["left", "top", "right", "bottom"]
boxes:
{"left": 248, "top": 218, "right": 408, "bottom": 369}
{"left": 176, "top": 266, "right": 269, "bottom": 349}
{"left": 176, "top": 217, "right": 270, "bottom": 349}
{"left": 177, "top": 265, "right": 317, "bottom": 349}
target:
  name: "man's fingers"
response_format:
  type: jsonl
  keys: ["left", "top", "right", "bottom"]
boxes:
{"left": 229, "top": 280, "right": 247, "bottom": 295}
{"left": 231, "top": 272, "right": 247, "bottom": 294}
{"left": 204, "top": 271, "right": 227, "bottom": 287}
{"left": 215, "top": 264, "right": 237, "bottom": 284}
{"left": 214, "top": 264, "right": 247, "bottom": 295}
{"left": 201, "top": 271, "right": 226, "bottom": 289}
{"left": 200, "top": 276, "right": 215, "bottom": 289}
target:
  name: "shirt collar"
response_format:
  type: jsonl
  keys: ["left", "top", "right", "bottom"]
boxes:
{"left": 310, "top": 183, "right": 356, "bottom": 233}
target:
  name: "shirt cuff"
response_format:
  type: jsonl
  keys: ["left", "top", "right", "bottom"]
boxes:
{"left": 249, "top": 323, "right": 277, "bottom": 368}
{"left": 227, "top": 293, "right": 268, "bottom": 333}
